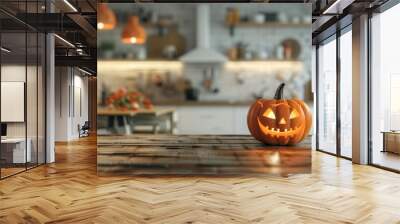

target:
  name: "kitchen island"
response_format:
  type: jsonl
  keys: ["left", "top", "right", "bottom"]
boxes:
{"left": 97, "top": 135, "right": 311, "bottom": 176}
{"left": 97, "top": 107, "right": 176, "bottom": 134}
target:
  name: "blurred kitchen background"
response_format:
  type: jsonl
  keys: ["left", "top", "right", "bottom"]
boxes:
{"left": 97, "top": 3, "right": 312, "bottom": 135}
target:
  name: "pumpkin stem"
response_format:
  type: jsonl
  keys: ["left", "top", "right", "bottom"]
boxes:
{"left": 274, "top": 83, "right": 285, "bottom": 100}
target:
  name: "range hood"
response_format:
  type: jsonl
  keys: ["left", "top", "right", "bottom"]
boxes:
{"left": 180, "top": 4, "right": 227, "bottom": 64}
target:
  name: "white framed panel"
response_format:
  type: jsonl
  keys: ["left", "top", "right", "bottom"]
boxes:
{"left": 1, "top": 81, "right": 25, "bottom": 122}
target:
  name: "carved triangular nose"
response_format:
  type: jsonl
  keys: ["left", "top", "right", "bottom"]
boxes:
{"left": 279, "top": 118, "right": 286, "bottom": 124}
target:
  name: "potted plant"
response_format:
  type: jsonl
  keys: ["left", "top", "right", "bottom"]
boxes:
{"left": 100, "top": 41, "right": 115, "bottom": 59}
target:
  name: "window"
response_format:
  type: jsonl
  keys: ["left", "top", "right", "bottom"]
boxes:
{"left": 340, "top": 29, "right": 352, "bottom": 158}
{"left": 370, "top": 3, "right": 400, "bottom": 171}
{"left": 0, "top": 1, "right": 46, "bottom": 179}
{"left": 317, "top": 37, "right": 337, "bottom": 154}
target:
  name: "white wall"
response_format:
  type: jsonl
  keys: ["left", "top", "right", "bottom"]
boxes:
{"left": 98, "top": 4, "right": 312, "bottom": 102}
{"left": 55, "top": 67, "right": 89, "bottom": 141}
{"left": 55, "top": 67, "right": 69, "bottom": 141}
{"left": 1, "top": 66, "right": 26, "bottom": 138}
{"left": 1, "top": 64, "right": 46, "bottom": 164}
{"left": 1, "top": 65, "right": 38, "bottom": 137}
{"left": 99, "top": 3, "right": 311, "bottom": 57}
{"left": 71, "top": 73, "right": 89, "bottom": 138}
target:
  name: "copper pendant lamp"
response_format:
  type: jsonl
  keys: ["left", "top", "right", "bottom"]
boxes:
{"left": 121, "top": 16, "right": 147, "bottom": 44}
{"left": 97, "top": 3, "right": 117, "bottom": 30}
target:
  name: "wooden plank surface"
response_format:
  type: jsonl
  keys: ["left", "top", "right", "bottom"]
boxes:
{"left": 97, "top": 135, "right": 311, "bottom": 176}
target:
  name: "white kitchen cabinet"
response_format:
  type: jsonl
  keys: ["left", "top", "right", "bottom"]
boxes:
{"left": 234, "top": 106, "right": 250, "bottom": 135}
{"left": 171, "top": 105, "right": 251, "bottom": 135}
{"left": 177, "top": 106, "right": 235, "bottom": 134}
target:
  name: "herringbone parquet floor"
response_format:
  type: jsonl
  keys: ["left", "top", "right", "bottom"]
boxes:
{"left": 1, "top": 136, "right": 400, "bottom": 224}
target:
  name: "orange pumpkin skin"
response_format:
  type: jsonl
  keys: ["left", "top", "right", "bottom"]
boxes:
{"left": 247, "top": 84, "right": 312, "bottom": 145}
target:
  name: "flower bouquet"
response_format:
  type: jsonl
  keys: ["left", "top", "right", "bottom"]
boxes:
{"left": 105, "top": 88, "right": 153, "bottom": 111}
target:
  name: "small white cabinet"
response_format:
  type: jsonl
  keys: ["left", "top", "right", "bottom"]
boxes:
{"left": 234, "top": 107, "right": 250, "bottom": 135}
{"left": 174, "top": 105, "right": 250, "bottom": 135}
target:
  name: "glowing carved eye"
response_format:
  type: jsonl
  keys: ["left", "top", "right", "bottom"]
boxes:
{"left": 290, "top": 110, "right": 299, "bottom": 119}
{"left": 263, "top": 108, "right": 276, "bottom": 119}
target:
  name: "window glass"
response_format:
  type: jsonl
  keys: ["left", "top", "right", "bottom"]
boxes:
{"left": 0, "top": 2, "right": 28, "bottom": 177}
{"left": 318, "top": 37, "right": 337, "bottom": 154}
{"left": 0, "top": 1, "right": 46, "bottom": 179}
{"left": 371, "top": 4, "right": 400, "bottom": 171}
{"left": 340, "top": 29, "right": 352, "bottom": 158}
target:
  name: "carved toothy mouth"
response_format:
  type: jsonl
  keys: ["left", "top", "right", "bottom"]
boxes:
{"left": 257, "top": 118, "right": 303, "bottom": 138}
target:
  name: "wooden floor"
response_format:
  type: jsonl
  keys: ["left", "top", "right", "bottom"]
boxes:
{"left": 1, "top": 163, "right": 46, "bottom": 179}
{"left": 1, "top": 136, "right": 400, "bottom": 223}
{"left": 0, "top": 167, "right": 26, "bottom": 178}
{"left": 373, "top": 151, "right": 400, "bottom": 171}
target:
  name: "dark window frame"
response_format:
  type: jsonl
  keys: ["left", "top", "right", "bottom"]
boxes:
{"left": 367, "top": 0, "right": 400, "bottom": 173}
{"left": 315, "top": 22, "right": 352, "bottom": 161}
{"left": 0, "top": 0, "right": 47, "bottom": 180}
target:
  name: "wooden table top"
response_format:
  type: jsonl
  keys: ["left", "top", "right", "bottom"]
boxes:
{"left": 98, "top": 134, "right": 311, "bottom": 146}
{"left": 97, "top": 107, "right": 175, "bottom": 116}
{"left": 381, "top": 131, "right": 400, "bottom": 134}
{"left": 97, "top": 135, "right": 311, "bottom": 176}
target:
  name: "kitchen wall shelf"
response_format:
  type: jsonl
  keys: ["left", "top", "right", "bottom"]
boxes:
{"left": 228, "top": 59, "right": 302, "bottom": 62}
{"left": 225, "top": 60, "right": 304, "bottom": 72}
{"left": 98, "top": 59, "right": 180, "bottom": 62}
{"left": 101, "top": 60, "right": 303, "bottom": 73}
{"left": 225, "top": 22, "right": 310, "bottom": 28}
{"left": 143, "top": 22, "right": 177, "bottom": 28}
{"left": 98, "top": 59, "right": 302, "bottom": 63}
{"left": 98, "top": 60, "right": 183, "bottom": 72}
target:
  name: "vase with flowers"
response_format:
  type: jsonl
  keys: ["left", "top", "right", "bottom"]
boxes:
{"left": 105, "top": 87, "right": 153, "bottom": 111}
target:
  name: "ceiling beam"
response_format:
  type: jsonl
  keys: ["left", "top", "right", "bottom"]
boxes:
{"left": 55, "top": 55, "right": 96, "bottom": 71}
{"left": 322, "top": 0, "right": 355, "bottom": 15}
{"left": 13, "top": 13, "right": 82, "bottom": 32}
{"left": 67, "top": 13, "right": 96, "bottom": 39}
{"left": 312, "top": 15, "right": 335, "bottom": 33}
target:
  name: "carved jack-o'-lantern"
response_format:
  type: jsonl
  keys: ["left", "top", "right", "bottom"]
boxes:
{"left": 247, "top": 83, "right": 312, "bottom": 145}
